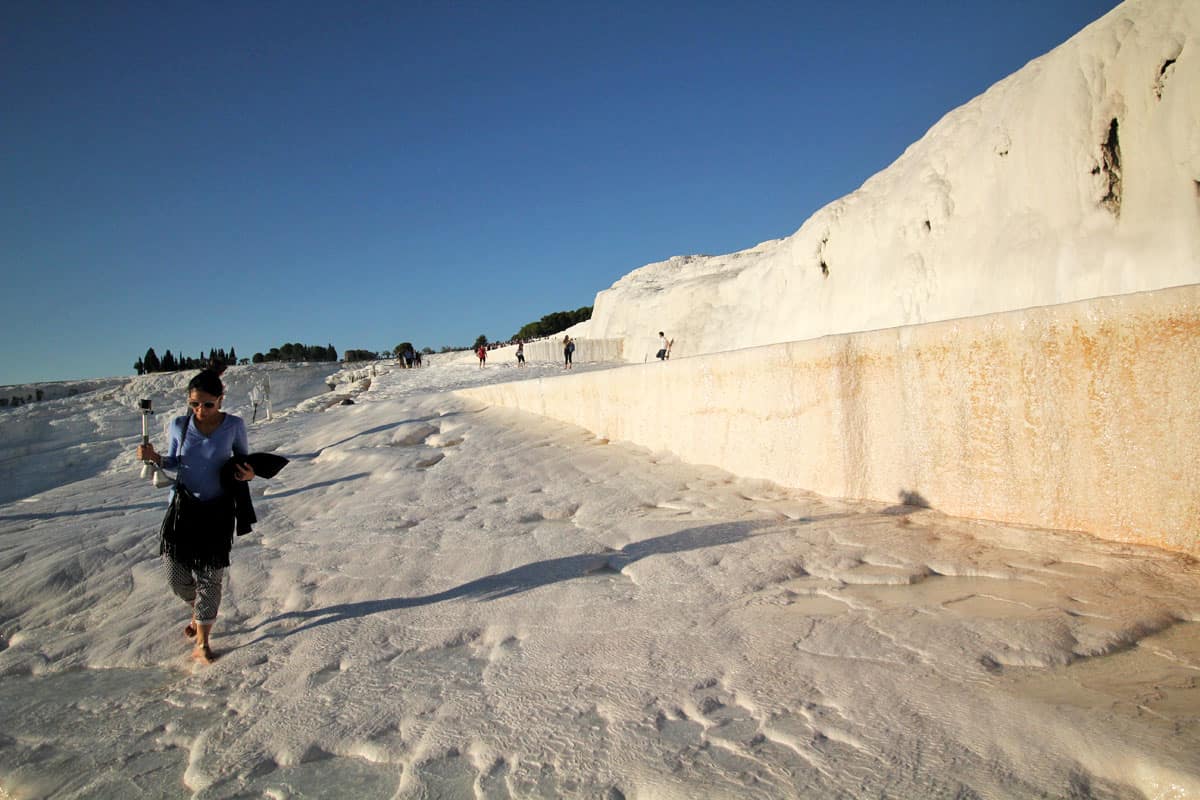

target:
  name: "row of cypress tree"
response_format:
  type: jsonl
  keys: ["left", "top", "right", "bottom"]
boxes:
{"left": 251, "top": 343, "right": 338, "bottom": 363}
{"left": 135, "top": 347, "right": 238, "bottom": 375}
{"left": 134, "top": 343, "right": 349, "bottom": 375}
{"left": 132, "top": 305, "right": 594, "bottom": 376}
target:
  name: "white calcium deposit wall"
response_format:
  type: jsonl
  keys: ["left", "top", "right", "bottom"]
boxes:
{"left": 578, "top": 0, "right": 1200, "bottom": 362}
{"left": 460, "top": 284, "right": 1200, "bottom": 556}
{"left": 509, "top": 336, "right": 624, "bottom": 364}
{"left": 435, "top": 336, "right": 624, "bottom": 367}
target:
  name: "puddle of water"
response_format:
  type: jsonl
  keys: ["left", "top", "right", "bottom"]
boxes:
{"left": 218, "top": 757, "right": 405, "bottom": 800}
{"left": 0, "top": 666, "right": 410, "bottom": 799}
{"left": 0, "top": 666, "right": 193, "bottom": 799}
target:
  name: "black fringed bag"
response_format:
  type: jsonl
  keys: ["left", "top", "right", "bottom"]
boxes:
{"left": 158, "top": 414, "right": 236, "bottom": 570}
{"left": 158, "top": 413, "right": 192, "bottom": 543}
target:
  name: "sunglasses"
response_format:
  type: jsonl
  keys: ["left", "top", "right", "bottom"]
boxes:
{"left": 188, "top": 401, "right": 219, "bottom": 409}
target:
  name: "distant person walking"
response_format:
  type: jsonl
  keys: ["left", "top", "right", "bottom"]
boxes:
{"left": 476, "top": 344, "right": 487, "bottom": 368}
{"left": 136, "top": 370, "right": 255, "bottom": 665}
{"left": 657, "top": 331, "right": 669, "bottom": 361}
{"left": 516, "top": 340, "right": 526, "bottom": 367}
{"left": 563, "top": 335, "right": 575, "bottom": 369}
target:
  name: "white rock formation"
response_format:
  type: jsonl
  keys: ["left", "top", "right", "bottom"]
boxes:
{"left": 580, "top": 0, "right": 1200, "bottom": 360}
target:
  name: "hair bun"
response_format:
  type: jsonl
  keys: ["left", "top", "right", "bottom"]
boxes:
{"left": 187, "top": 369, "right": 225, "bottom": 397}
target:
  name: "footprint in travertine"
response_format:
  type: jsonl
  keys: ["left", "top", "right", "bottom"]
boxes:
{"left": 582, "top": 551, "right": 635, "bottom": 583}
{"left": 467, "top": 627, "right": 524, "bottom": 664}
{"left": 424, "top": 429, "right": 463, "bottom": 448}
{"left": 650, "top": 690, "right": 785, "bottom": 781}
{"left": 433, "top": 628, "right": 483, "bottom": 653}
{"left": 515, "top": 501, "right": 579, "bottom": 523}
{"left": 413, "top": 747, "right": 478, "bottom": 798}
{"left": 309, "top": 657, "right": 345, "bottom": 688}
{"left": 274, "top": 741, "right": 335, "bottom": 768}
{"left": 389, "top": 422, "right": 438, "bottom": 447}
{"left": 653, "top": 706, "right": 706, "bottom": 748}
{"left": 478, "top": 756, "right": 511, "bottom": 800}
{"left": 504, "top": 760, "right": 570, "bottom": 797}
{"left": 541, "top": 502, "right": 579, "bottom": 520}
{"left": 279, "top": 581, "right": 318, "bottom": 613}
{"left": 683, "top": 686, "right": 762, "bottom": 748}
{"left": 346, "top": 734, "right": 399, "bottom": 766}
{"left": 415, "top": 451, "right": 444, "bottom": 469}
{"left": 236, "top": 756, "right": 278, "bottom": 781}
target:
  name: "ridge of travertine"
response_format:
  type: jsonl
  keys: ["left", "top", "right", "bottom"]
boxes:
{"left": 578, "top": 0, "right": 1199, "bottom": 361}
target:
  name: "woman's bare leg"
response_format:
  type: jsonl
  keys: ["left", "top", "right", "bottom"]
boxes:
{"left": 193, "top": 623, "right": 216, "bottom": 663}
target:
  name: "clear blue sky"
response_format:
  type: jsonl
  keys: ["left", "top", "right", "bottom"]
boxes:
{"left": 1, "top": 0, "right": 1120, "bottom": 385}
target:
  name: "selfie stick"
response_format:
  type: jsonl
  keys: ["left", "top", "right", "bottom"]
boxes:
{"left": 139, "top": 399, "right": 154, "bottom": 480}
{"left": 139, "top": 398, "right": 175, "bottom": 488}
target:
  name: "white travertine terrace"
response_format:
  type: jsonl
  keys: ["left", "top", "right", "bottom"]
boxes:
{"left": 578, "top": 0, "right": 1199, "bottom": 363}
{"left": 466, "top": 0, "right": 1200, "bottom": 553}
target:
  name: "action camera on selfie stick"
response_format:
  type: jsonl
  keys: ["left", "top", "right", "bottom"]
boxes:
{"left": 140, "top": 399, "right": 175, "bottom": 488}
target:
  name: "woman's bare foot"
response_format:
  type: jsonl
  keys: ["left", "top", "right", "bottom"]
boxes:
{"left": 192, "top": 642, "right": 217, "bottom": 664}
{"left": 192, "top": 621, "right": 216, "bottom": 664}
{"left": 184, "top": 621, "right": 197, "bottom": 639}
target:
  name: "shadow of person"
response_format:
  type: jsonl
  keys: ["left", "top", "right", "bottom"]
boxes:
{"left": 0, "top": 502, "right": 162, "bottom": 524}
{"left": 260, "top": 472, "right": 371, "bottom": 500}
{"left": 283, "top": 412, "right": 466, "bottom": 461}
{"left": 237, "top": 518, "right": 796, "bottom": 645}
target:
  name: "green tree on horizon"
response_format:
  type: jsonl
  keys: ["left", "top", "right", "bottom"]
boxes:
{"left": 250, "top": 343, "right": 338, "bottom": 364}
{"left": 512, "top": 306, "right": 592, "bottom": 341}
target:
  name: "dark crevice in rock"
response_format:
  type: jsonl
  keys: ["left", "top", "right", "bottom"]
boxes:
{"left": 1099, "top": 118, "right": 1121, "bottom": 217}
{"left": 1154, "top": 56, "right": 1178, "bottom": 100}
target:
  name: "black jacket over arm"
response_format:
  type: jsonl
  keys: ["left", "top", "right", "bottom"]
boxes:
{"left": 220, "top": 453, "right": 289, "bottom": 536}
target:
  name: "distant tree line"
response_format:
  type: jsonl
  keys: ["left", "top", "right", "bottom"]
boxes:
{"left": 251, "top": 343, "right": 338, "bottom": 364}
{"left": 512, "top": 306, "right": 592, "bottom": 341}
{"left": 136, "top": 347, "right": 238, "bottom": 375}
{"left": 2, "top": 389, "right": 45, "bottom": 408}
{"left": 128, "top": 306, "right": 595, "bottom": 378}
{"left": 427, "top": 306, "right": 596, "bottom": 356}
{"left": 342, "top": 349, "right": 378, "bottom": 363}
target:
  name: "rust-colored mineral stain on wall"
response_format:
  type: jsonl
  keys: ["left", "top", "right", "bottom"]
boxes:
{"left": 460, "top": 285, "right": 1200, "bottom": 556}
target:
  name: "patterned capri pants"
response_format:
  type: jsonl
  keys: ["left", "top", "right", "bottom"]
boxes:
{"left": 162, "top": 556, "right": 225, "bottom": 625}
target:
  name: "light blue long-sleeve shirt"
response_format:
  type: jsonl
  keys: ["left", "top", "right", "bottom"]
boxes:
{"left": 161, "top": 413, "right": 249, "bottom": 501}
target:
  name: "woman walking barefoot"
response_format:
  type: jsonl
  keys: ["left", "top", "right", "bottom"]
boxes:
{"left": 138, "top": 370, "right": 254, "bottom": 664}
